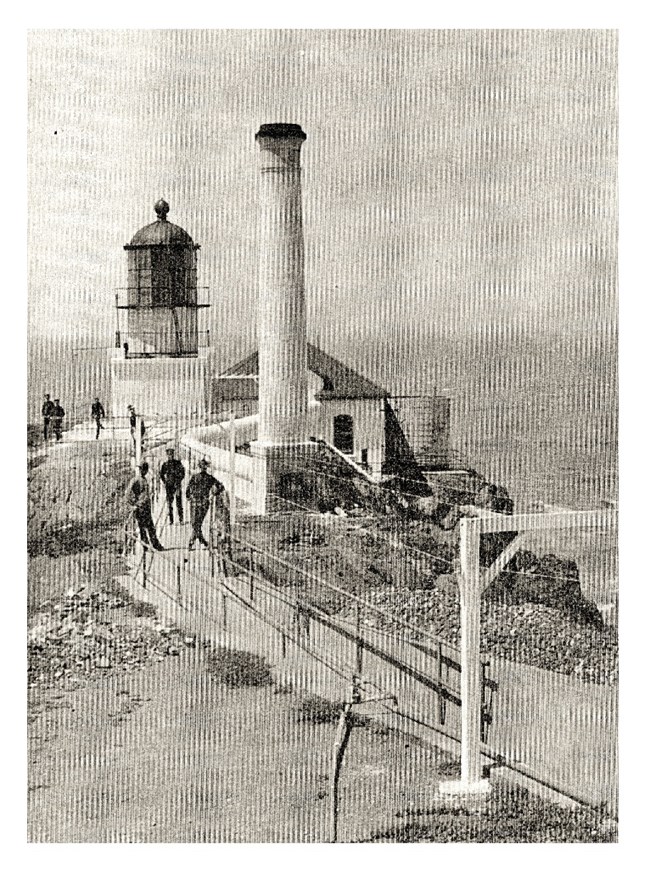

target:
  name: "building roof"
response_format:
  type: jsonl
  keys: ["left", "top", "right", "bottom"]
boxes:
{"left": 221, "top": 343, "right": 388, "bottom": 400}
{"left": 126, "top": 200, "right": 197, "bottom": 248}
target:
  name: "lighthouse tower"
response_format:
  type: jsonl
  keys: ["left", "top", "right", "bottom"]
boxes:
{"left": 110, "top": 200, "right": 210, "bottom": 422}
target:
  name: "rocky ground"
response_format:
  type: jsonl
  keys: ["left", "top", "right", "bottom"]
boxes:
{"left": 28, "top": 576, "right": 196, "bottom": 691}
{"left": 236, "top": 504, "right": 618, "bottom": 684}
{"left": 364, "top": 782, "right": 616, "bottom": 843}
{"left": 27, "top": 438, "right": 194, "bottom": 689}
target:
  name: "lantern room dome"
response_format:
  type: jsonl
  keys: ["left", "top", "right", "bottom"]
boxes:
{"left": 127, "top": 200, "right": 196, "bottom": 248}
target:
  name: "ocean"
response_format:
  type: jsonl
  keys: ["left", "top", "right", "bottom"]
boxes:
{"left": 28, "top": 331, "right": 618, "bottom": 603}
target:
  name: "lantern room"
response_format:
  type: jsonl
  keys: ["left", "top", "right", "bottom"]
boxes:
{"left": 110, "top": 199, "right": 210, "bottom": 422}
{"left": 117, "top": 199, "right": 209, "bottom": 357}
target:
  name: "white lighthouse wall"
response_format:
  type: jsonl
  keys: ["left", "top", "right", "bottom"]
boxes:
{"left": 126, "top": 308, "right": 198, "bottom": 356}
{"left": 110, "top": 353, "right": 209, "bottom": 423}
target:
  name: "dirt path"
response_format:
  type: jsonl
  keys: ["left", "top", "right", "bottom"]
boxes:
{"left": 28, "top": 648, "right": 449, "bottom": 843}
{"left": 489, "top": 656, "right": 617, "bottom": 812}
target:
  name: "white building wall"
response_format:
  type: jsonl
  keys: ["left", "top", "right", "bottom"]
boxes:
{"left": 309, "top": 398, "right": 385, "bottom": 476}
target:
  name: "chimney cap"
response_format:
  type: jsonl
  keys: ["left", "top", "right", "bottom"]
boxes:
{"left": 256, "top": 123, "right": 306, "bottom": 141}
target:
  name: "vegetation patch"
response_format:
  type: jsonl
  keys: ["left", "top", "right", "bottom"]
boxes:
{"left": 363, "top": 784, "right": 616, "bottom": 843}
{"left": 292, "top": 693, "right": 393, "bottom": 733}
{"left": 204, "top": 647, "right": 274, "bottom": 688}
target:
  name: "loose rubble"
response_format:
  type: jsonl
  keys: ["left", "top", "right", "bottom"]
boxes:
{"left": 336, "top": 584, "right": 617, "bottom": 684}
{"left": 28, "top": 584, "right": 192, "bottom": 689}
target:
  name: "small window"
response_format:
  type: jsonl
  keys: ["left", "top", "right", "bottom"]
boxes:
{"left": 333, "top": 414, "right": 354, "bottom": 454}
{"left": 322, "top": 376, "right": 334, "bottom": 392}
{"left": 360, "top": 448, "right": 368, "bottom": 467}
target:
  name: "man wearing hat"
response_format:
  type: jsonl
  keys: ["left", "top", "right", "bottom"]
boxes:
{"left": 159, "top": 447, "right": 186, "bottom": 525}
{"left": 50, "top": 399, "right": 65, "bottom": 442}
{"left": 41, "top": 394, "right": 54, "bottom": 440}
{"left": 185, "top": 458, "right": 225, "bottom": 549}
{"left": 126, "top": 461, "right": 164, "bottom": 551}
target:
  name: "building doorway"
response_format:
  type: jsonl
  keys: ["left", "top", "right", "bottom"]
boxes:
{"left": 333, "top": 414, "right": 354, "bottom": 454}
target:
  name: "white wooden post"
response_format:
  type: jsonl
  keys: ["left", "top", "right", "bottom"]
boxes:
{"left": 229, "top": 412, "right": 236, "bottom": 530}
{"left": 134, "top": 414, "right": 142, "bottom": 467}
{"left": 440, "top": 517, "right": 490, "bottom": 797}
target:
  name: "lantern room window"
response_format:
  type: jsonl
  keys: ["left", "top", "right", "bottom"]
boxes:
{"left": 150, "top": 247, "right": 187, "bottom": 306}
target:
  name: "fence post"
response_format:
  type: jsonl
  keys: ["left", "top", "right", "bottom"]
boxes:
{"left": 229, "top": 412, "right": 236, "bottom": 533}
{"left": 355, "top": 602, "right": 364, "bottom": 676}
{"left": 439, "top": 518, "right": 490, "bottom": 798}
{"left": 209, "top": 497, "right": 215, "bottom": 579}
{"left": 329, "top": 701, "right": 353, "bottom": 843}
{"left": 438, "top": 641, "right": 447, "bottom": 725}
{"left": 134, "top": 415, "right": 142, "bottom": 467}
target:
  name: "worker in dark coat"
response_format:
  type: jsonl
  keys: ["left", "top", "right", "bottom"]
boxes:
{"left": 185, "top": 458, "right": 226, "bottom": 550}
{"left": 128, "top": 406, "right": 146, "bottom": 451}
{"left": 50, "top": 399, "right": 65, "bottom": 441}
{"left": 42, "top": 394, "right": 54, "bottom": 440}
{"left": 91, "top": 397, "right": 105, "bottom": 440}
{"left": 160, "top": 447, "right": 186, "bottom": 525}
{"left": 126, "top": 461, "right": 164, "bottom": 551}
{"left": 128, "top": 406, "right": 137, "bottom": 445}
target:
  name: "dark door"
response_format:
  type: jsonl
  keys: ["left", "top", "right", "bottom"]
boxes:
{"left": 333, "top": 414, "right": 354, "bottom": 454}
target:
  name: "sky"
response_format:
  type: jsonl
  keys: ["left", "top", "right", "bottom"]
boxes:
{"left": 27, "top": 29, "right": 617, "bottom": 354}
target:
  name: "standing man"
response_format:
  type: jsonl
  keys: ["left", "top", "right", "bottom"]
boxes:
{"left": 91, "top": 397, "right": 105, "bottom": 440}
{"left": 128, "top": 405, "right": 136, "bottom": 445}
{"left": 50, "top": 399, "right": 65, "bottom": 442}
{"left": 160, "top": 447, "right": 186, "bottom": 525}
{"left": 126, "top": 461, "right": 164, "bottom": 551}
{"left": 41, "top": 394, "right": 54, "bottom": 440}
{"left": 185, "top": 458, "right": 226, "bottom": 550}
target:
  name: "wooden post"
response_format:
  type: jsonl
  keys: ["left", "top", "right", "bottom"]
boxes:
{"left": 134, "top": 414, "right": 142, "bottom": 467}
{"left": 480, "top": 661, "right": 488, "bottom": 743}
{"left": 229, "top": 412, "right": 237, "bottom": 533}
{"left": 135, "top": 537, "right": 145, "bottom": 588}
{"left": 355, "top": 602, "right": 364, "bottom": 676}
{"left": 176, "top": 564, "right": 182, "bottom": 603}
{"left": 141, "top": 546, "right": 149, "bottom": 590}
{"left": 438, "top": 641, "right": 447, "bottom": 725}
{"left": 439, "top": 518, "right": 489, "bottom": 797}
{"left": 459, "top": 520, "right": 484, "bottom": 788}
{"left": 329, "top": 702, "right": 353, "bottom": 843}
{"left": 209, "top": 497, "right": 215, "bottom": 579}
